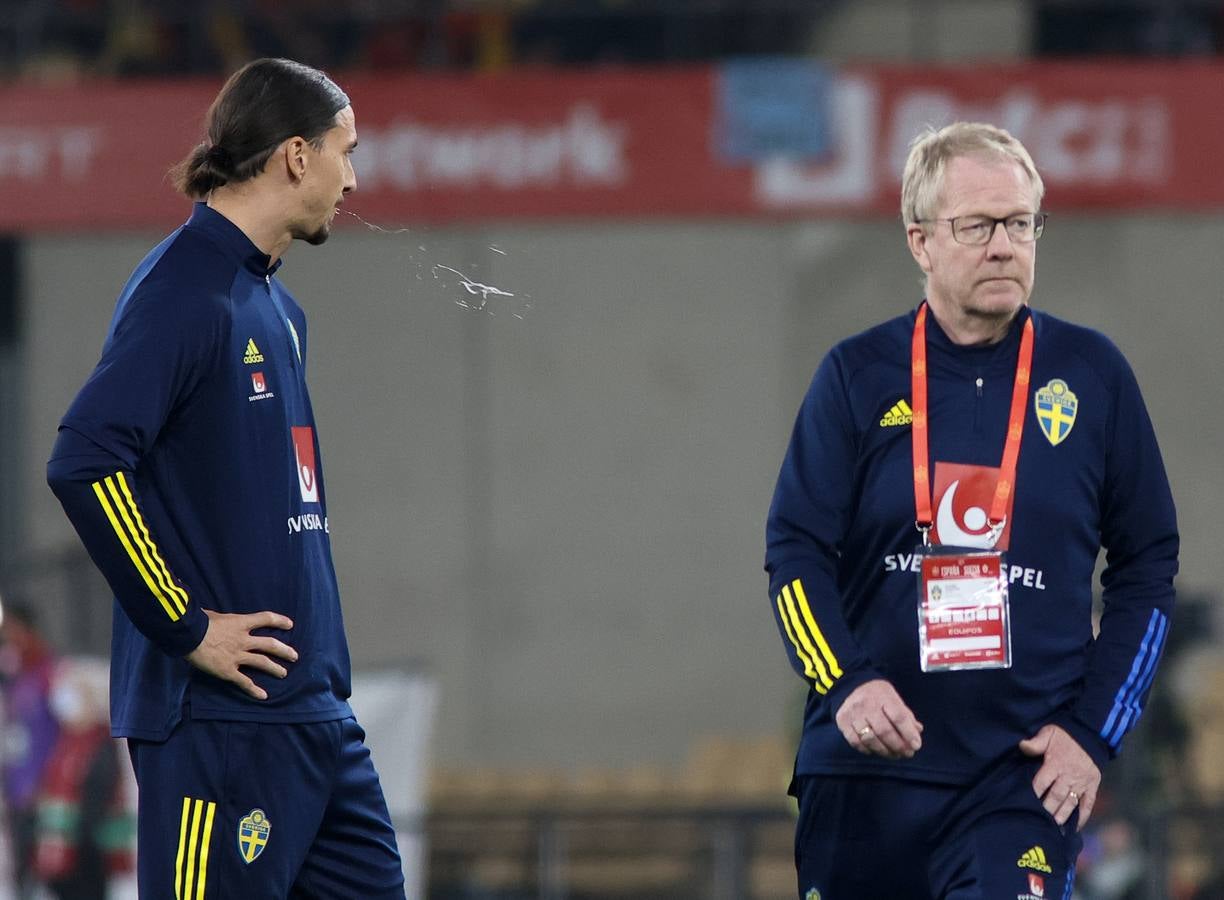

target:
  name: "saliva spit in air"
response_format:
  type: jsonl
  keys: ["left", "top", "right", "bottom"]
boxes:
{"left": 341, "top": 209, "right": 530, "bottom": 319}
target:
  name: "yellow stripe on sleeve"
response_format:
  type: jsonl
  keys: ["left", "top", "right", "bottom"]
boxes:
{"left": 776, "top": 594, "right": 828, "bottom": 694}
{"left": 104, "top": 475, "right": 182, "bottom": 615}
{"left": 102, "top": 476, "right": 182, "bottom": 620}
{"left": 792, "top": 579, "right": 845, "bottom": 680}
{"left": 195, "top": 801, "right": 216, "bottom": 900}
{"left": 175, "top": 797, "right": 191, "bottom": 900}
{"left": 92, "top": 480, "right": 180, "bottom": 621}
{"left": 781, "top": 585, "right": 833, "bottom": 690}
{"left": 113, "top": 472, "right": 189, "bottom": 615}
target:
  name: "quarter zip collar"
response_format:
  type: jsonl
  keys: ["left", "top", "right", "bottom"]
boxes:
{"left": 185, "top": 202, "right": 283, "bottom": 279}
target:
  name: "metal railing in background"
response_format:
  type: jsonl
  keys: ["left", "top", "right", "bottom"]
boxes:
{"left": 427, "top": 803, "right": 793, "bottom": 900}
{"left": 427, "top": 800, "right": 1224, "bottom": 899}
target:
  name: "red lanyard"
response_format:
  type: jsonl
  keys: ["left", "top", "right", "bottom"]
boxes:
{"left": 911, "top": 302, "right": 1033, "bottom": 540}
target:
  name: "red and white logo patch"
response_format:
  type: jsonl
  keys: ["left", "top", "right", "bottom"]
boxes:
{"left": 291, "top": 426, "right": 319, "bottom": 503}
{"left": 251, "top": 372, "right": 267, "bottom": 394}
{"left": 1028, "top": 873, "right": 1045, "bottom": 897}
{"left": 930, "top": 461, "right": 1015, "bottom": 550}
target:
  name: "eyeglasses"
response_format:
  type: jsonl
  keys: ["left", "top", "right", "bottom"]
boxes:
{"left": 915, "top": 213, "right": 1047, "bottom": 245}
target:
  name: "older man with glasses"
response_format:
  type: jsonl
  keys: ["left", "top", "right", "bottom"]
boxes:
{"left": 765, "top": 121, "right": 1178, "bottom": 900}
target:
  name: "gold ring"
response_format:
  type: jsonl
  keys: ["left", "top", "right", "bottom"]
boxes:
{"left": 1068, "top": 791, "right": 1079, "bottom": 803}
{"left": 858, "top": 726, "right": 874, "bottom": 739}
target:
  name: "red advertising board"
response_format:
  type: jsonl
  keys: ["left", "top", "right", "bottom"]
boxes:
{"left": 2, "top": 61, "right": 1224, "bottom": 231}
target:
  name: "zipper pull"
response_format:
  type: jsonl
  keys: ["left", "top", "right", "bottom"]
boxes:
{"left": 975, "top": 376, "right": 984, "bottom": 398}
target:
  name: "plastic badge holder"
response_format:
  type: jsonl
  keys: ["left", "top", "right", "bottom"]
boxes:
{"left": 917, "top": 549, "right": 1012, "bottom": 672}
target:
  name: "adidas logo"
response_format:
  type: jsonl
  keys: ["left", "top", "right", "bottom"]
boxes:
{"left": 244, "top": 338, "right": 265, "bottom": 364}
{"left": 1016, "top": 846, "right": 1052, "bottom": 874}
{"left": 879, "top": 399, "right": 914, "bottom": 427}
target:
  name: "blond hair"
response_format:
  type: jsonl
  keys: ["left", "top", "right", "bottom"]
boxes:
{"left": 901, "top": 122, "right": 1044, "bottom": 225}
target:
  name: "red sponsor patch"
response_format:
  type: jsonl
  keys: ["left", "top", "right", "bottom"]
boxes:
{"left": 251, "top": 372, "right": 267, "bottom": 393}
{"left": 291, "top": 426, "right": 318, "bottom": 503}
{"left": 930, "top": 461, "right": 1015, "bottom": 550}
{"left": 1028, "top": 873, "right": 1045, "bottom": 897}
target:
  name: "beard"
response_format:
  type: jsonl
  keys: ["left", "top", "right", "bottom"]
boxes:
{"left": 291, "top": 220, "right": 331, "bottom": 246}
{"left": 290, "top": 209, "right": 334, "bottom": 246}
{"left": 304, "top": 224, "right": 331, "bottom": 246}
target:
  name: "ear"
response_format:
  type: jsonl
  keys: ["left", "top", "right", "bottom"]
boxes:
{"left": 280, "top": 136, "right": 309, "bottom": 184}
{"left": 906, "top": 223, "right": 933, "bottom": 274}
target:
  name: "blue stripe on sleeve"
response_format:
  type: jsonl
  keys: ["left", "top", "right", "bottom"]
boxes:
{"left": 1100, "top": 609, "right": 1168, "bottom": 749}
{"left": 1108, "top": 613, "right": 1169, "bottom": 746}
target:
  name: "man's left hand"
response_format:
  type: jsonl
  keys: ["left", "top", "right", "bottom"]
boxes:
{"left": 1018, "top": 724, "right": 1101, "bottom": 830}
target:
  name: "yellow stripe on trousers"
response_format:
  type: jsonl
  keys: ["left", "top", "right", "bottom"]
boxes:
{"left": 175, "top": 798, "right": 191, "bottom": 900}
{"left": 196, "top": 801, "right": 216, "bottom": 900}
{"left": 176, "top": 797, "right": 216, "bottom": 900}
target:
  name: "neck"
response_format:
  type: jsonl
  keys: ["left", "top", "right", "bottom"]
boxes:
{"left": 207, "top": 187, "right": 292, "bottom": 266}
{"left": 925, "top": 299, "right": 1021, "bottom": 347}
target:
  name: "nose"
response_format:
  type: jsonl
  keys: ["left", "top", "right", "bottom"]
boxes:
{"left": 985, "top": 220, "right": 1014, "bottom": 257}
{"left": 343, "top": 158, "right": 356, "bottom": 194}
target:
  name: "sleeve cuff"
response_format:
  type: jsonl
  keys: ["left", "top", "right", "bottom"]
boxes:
{"left": 824, "top": 665, "right": 887, "bottom": 715}
{"left": 157, "top": 604, "right": 210, "bottom": 658}
{"left": 1050, "top": 711, "right": 1114, "bottom": 772}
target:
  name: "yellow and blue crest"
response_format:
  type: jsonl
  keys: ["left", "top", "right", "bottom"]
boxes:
{"left": 237, "top": 808, "right": 270, "bottom": 864}
{"left": 1034, "top": 378, "right": 1077, "bottom": 446}
{"left": 805, "top": 890, "right": 822, "bottom": 900}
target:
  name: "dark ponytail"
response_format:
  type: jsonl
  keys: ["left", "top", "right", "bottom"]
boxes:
{"left": 170, "top": 58, "right": 350, "bottom": 199}
{"left": 174, "top": 141, "right": 232, "bottom": 197}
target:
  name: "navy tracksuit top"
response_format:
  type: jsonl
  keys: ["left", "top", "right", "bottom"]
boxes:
{"left": 48, "top": 204, "right": 352, "bottom": 741}
{"left": 765, "top": 305, "right": 1178, "bottom": 784}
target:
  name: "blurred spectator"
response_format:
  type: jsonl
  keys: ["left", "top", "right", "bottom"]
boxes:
{"left": 33, "top": 659, "right": 132, "bottom": 900}
{"left": 1188, "top": 866, "right": 1224, "bottom": 900}
{"left": 7, "top": 0, "right": 105, "bottom": 82}
{"left": 3, "top": 0, "right": 832, "bottom": 79}
{"left": 243, "top": 0, "right": 360, "bottom": 72}
{"left": 14, "top": 0, "right": 1224, "bottom": 82}
{"left": 1036, "top": 1, "right": 1220, "bottom": 57}
{"left": 0, "top": 601, "right": 60, "bottom": 900}
{"left": 1076, "top": 816, "right": 1146, "bottom": 900}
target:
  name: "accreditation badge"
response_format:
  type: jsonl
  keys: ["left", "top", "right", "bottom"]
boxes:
{"left": 917, "top": 549, "right": 1012, "bottom": 672}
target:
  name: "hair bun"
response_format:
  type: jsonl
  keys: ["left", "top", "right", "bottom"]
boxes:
{"left": 204, "top": 144, "right": 232, "bottom": 168}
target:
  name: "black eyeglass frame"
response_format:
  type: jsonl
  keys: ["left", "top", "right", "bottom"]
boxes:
{"left": 912, "top": 212, "right": 1048, "bottom": 245}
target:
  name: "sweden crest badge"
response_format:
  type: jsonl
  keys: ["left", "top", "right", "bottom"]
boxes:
{"left": 237, "top": 808, "right": 271, "bottom": 864}
{"left": 1034, "top": 378, "right": 1077, "bottom": 446}
{"left": 805, "top": 890, "right": 822, "bottom": 900}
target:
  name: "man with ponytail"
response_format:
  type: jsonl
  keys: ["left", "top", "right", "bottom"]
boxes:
{"left": 47, "top": 58, "right": 405, "bottom": 898}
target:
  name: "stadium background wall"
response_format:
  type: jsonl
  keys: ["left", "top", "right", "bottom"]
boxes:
{"left": 11, "top": 215, "right": 1221, "bottom": 769}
